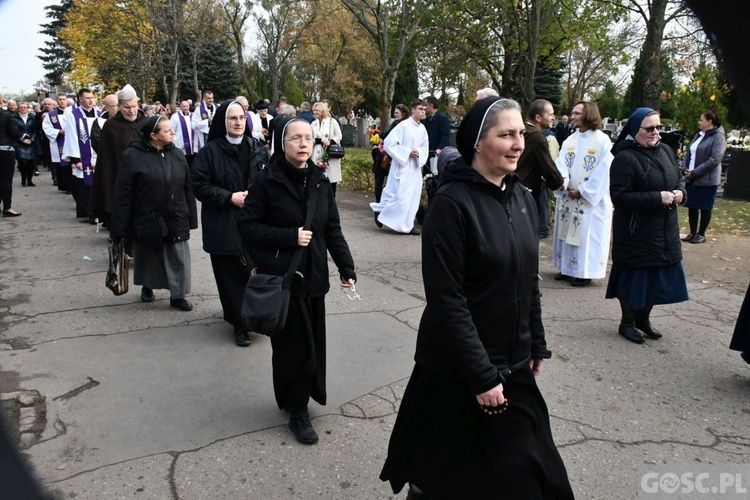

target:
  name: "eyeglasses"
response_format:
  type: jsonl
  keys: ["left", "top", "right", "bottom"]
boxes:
{"left": 341, "top": 284, "right": 361, "bottom": 301}
{"left": 640, "top": 126, "right": 660, "bottom": 133}
{"left": 227, "top": 115, "right": 246, "bottom": 122}
{"left": 285, "top": 136, "right": 314, "bottom": 144}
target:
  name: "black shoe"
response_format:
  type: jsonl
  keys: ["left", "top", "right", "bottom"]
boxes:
{"left": 618, "top": 323, "right": 645, "bottom": 344}
{"left": 554, "top": 272, "right": 572, "bottom": 281}
{"left": 170, "top": 298, "right": 193, "bottom": 311}
{"left": 234, "top": 326, "right": 251, "bottom": 347}
{"left": 681, "top": 233, "right": 695, "bottom": 242}
{"left": 27, "top": 181, "right": 36, "bottom": 187}
{"left": 635, "top": 320, "right": 663, "bottom": 339}
{"left": 141, "top": 287, "right": 155, "bottom": 303}
{"left": 21, "top": 180, "right": 26, "bottom": 187}
{"left": 2, "top": 210, "right": 21, "bottom": 217}
{"left": 34, "top": 170, "right": 40, "bottom": 176}
{"left": 408, "top": 228, "right": 421, "bottom": 235}
{"left": 570, "top": 278, "right": 592, "bottom": 287}
{"left": 741, "top": 352, "right": 750, "bottom": 365}
{"left": 52, "top": 180, "right": 58, "bottom": 186}
{"left": 288, "top": 413, "right": 318, "bottom": 444}
{"left": 690, "top": 234, "right": 706, "bottom": 244}
{"left": 373, "top": 212, "right": 383, "bottom": 228}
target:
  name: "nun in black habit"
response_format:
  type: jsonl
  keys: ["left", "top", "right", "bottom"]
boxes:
{"left": 379, "top": 97, "right": 573, "bottom": 499}
{"left": 237, "top": 118, "right": 356, "bottom": 445}
{"left": 191, "top": 100, "right": 265, "bottom": 347}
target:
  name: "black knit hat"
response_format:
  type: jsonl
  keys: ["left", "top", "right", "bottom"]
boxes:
{"left": 456, "top": 96, "right": 503, "bottom": 164}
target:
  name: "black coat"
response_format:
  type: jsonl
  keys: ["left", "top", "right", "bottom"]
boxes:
{"left": 610, "top": 140, "right": 685, "bottom": 268}
{"left": 110, "top": 140, "right": 198, "bottom": 242}
{"left": 415, "top": 159, "right": 550, "bottom": 396}
{"left": 422, "top": 110, "right": 451, "bottom": 152}
{"left": 236, "top": 159, "right": 356, "bottom": 298}
{"left": 0, "top": 109, "right": 20, "bottom": 147}
{"left": 191, "top": 136, "right": 263, "bottom": 256}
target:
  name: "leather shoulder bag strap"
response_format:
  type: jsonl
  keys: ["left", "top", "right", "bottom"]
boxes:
{"left": 282, "top": 176, "right": 319, "bottom": 285}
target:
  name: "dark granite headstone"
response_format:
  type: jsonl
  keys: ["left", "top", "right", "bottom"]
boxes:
{"left": 724, "top": 149, "right": 750, "bottom": 201}
{"left": 341, "top": 124, "right": 356, "bottom": 147}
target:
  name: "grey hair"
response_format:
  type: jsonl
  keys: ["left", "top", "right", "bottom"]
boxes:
{"left": 282, "top": 104, "right": 296, "bottom": 116}
{"left": 476, "top": 87, "right": 499, "bottom": 99}
{"left": 475, "top": 99, "right": 522, "bottom": 148}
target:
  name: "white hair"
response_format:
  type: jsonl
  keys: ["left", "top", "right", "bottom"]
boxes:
{"left": 476, "top": 87, "right": 499, "bottom": 100}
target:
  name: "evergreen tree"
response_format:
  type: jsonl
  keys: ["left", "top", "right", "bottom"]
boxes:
{"left": 280, "top": 68, "right": 305, "bottom": 108}
{"left": 392, "top": 50, "right": 419, "bottom": 109}
{"left": 196, "top": 39, "right": 240, "bottom": 101}
{"left": 38, "top": 0, "right": 73, "bottom": 87}
{"left": 596, "top": 80, "right": 623, "bottom": 120}
{"left": 534, "top": 58, "right": 565, "bottom": 112}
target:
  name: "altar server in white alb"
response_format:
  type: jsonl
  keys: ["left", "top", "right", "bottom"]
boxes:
{"left": 552, "top": 101, "right": 613, "bottom": 287}
{"left": 192, "top": 90, "right": 216, "bottom": 152}
{"left": 62, "top": 88, "right": 102, "bottom": 223}
{"left": 370, "top": 99, "right": 428, "bottom": 235}
{"left": 171, "top": 100, "right": 196, "bottom": 166}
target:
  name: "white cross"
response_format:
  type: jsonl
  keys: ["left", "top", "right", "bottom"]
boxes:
{"left": 84, "top": 167, "right": 93, "bottom": 176}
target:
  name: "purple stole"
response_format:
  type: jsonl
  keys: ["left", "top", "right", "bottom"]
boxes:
{"left": 178, "top": 113, "right": 193, "bottom": 155}
{"left": 73, "top": 106, "right": 99, "bottom": 186}
{"left": 245, "top": 111, "right": 253, "bottom": 132}
{"left": 48, "top": 109, "right": 68, "bottom": 166}
{"left": 200, "top": 102, "right": 213, "bottom": 121}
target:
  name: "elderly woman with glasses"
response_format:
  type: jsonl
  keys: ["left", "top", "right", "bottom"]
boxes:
{"left": 237, "top": 117, "right": 356, "bottom": 445}
{"left": 605, "top": 108, "right": 688, "bottom": 344}
{"left": 110, "top": 115, "right": 198, "bottom": 310}
{"left": 191, "top": 100, "right": 266, "bottom": 347}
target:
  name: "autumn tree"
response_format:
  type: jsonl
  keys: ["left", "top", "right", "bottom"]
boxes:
{"left": 38, "top": 0, "right": 74, "bottom": 88}
{"left": 255, "top": 0, "right": 317, "bottom": 104}
{"left": 340, "top": 0, "right": 436, "bottom": 129}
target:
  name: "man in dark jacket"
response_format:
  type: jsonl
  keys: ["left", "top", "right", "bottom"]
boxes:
{"left": 0, "top": 99, "right": 21, "bottom": 216}
{"left": 191, "top": 100, "right": 266, "bottom": 347}
{"left": 517, "top": 99, "right": 564, "bottom": 238}
{"left": 90, "top": 84, "right": 146, "bottom": 229}
{"left": 422, "top": 95, "right": 451, "bottom": 161}
{"left": 554, "top": 114, "right": 571, "bottom": 146}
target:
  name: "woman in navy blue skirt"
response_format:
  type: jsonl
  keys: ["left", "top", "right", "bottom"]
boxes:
{"left": 606, "top": 108, "right": 689, "bottom": 344}
{"left": 679, "top": 111, "right": 727, "bottom": 244}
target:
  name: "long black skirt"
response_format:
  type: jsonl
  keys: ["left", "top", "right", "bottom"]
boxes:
{"left": 209, "top": 254, "right": 250, "bottom": 329}
{"left": 380, "top": 365, "right": 573, "bottom": 499}
{"left": 270, "top": 296, "right": 326, "bottom": 411}
{"left": 730, "top": 282, "right": 750, "bottom": 353}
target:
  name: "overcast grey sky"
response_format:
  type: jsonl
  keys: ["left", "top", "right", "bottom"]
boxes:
{"left": 0, "top": 0, "right": 52, "bottom": 97}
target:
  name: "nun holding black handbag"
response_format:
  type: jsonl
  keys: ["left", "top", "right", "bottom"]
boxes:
{"left": 237, "top": 117, "right": 356, "bottom": 445}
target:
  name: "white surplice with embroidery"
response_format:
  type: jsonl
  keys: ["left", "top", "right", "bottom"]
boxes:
{"left": 370, "top": 118, "right": 428, "bottom": 233}
{"left": 552, "top": 129, "right": 613, "bottom": 279}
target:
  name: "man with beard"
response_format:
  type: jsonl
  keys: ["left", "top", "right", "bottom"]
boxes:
{"left": 90, "top": 84, "right": 145, "bottom": 229}
{"left": 43, "top": 93, "right": 71, "bottom": 192}
{"left": 517, "top": 99, "right": 564, "bottom": 238}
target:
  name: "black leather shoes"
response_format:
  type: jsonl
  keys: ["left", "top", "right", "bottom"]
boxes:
{"left": 690, "top": 234, "right": 706, "bottom": 244}
{"left": 288, "top": 413, "right": 318, "bottom": 444}
{"left": 554, "top": 272, "right": 572, "bottom": 281}
{"left": 741, "top": 352, "right": 750, "bottom": 365}
{"left": 170, "top": 298, "right": 193, "bottom": 311}
{"left": 2, "top": 210, "right": 21, "bottom": 217}
{"left": 681, "top": 233, "right": 695, "bottom": 242}
{"left": 141, "top": 287, "right": 155, "bottom": 303}
{"left": 374, "top": 212, "right": 383, "bottom": 228}
{"left": 618, "top": 323, "right": 645, "bottom": 344}
{"left": 635, "top": 320, "right": 663, "bottom": 339}
{"left": 570, "top": 278, "right": 592, "bottom": 287}
{"left": 234, "top": 326, "right": 251, "bottom": 347}
{"left": 408, "top": 228, "right": 421, "bottom": 235}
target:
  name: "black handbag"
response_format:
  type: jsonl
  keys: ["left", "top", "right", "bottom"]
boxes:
{"left": 133, "top": 212, "right": 169, "bottom": 247}
{"left": 240, "top": 184, "right": 318, "bottom": 336}
{"left": 105, "top": 237, "right": 129, "bottom": 296}
{"left": 327, "top": 143, "right": 345, "bottom": 159}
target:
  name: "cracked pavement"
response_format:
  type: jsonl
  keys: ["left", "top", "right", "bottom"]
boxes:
{"left": 1, "top": 181, "right": 749, "bottom": 499}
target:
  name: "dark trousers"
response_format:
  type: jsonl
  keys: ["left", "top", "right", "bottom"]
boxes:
{"left": 17, "top": 159, "right": 36, "bottom": 185}
{"left": 374, "top": 171, "right": 386, "bottom": 203}
{"left": 209, "top": 254, "right": 250, "bottom": 329}
{"left": 534, "top": 185, "right": 551, "bottom": 237}
{"left": 56, "top": 163, "right": 73, "bottom": 192}
{"left": 71, "top": 177, "right": 90, "bottom": 218}
{"left": 271, "top": 296, "right": 327, "bottom": 411}
{"left": 0, "top": 151, "right": 15, "bottom": 211}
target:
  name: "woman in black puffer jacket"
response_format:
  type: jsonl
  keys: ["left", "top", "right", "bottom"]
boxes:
{"left": 606, "top": 107, "right": 689, "bottom": 344}
{"left": 110, "top": 115, "right": 198, "bottom": 311}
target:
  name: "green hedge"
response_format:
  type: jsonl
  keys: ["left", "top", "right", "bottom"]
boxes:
{"left": 340, "top": 147, "right": 375, "bottom": 192}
